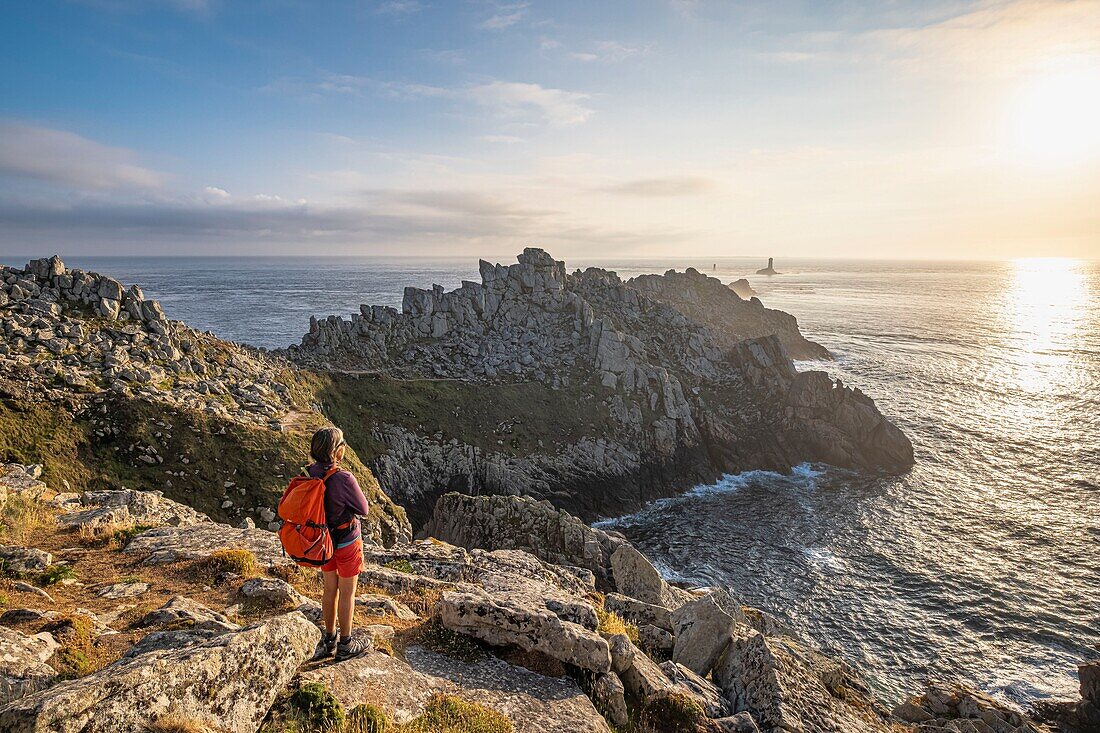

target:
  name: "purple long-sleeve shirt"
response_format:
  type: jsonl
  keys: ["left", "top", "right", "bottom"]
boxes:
{"left": 307, "top": 462, "right": 369, "bottom": 547}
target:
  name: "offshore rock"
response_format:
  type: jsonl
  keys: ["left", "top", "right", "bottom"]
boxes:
{"left": 0, "top": 612, "right": 319, "bottom": 733}
{"left": 895, "top": 682, "right": 1055, "bottom": 733}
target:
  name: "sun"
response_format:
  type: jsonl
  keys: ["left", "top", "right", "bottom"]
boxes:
{"left": 1007, "top": 64, "right": 1100, "bottom": 164}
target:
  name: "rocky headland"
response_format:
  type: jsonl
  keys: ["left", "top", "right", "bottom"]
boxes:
{"left": 0, "top": 252, "right": 1090, "bottom": 732}
{"left": 288, "top": 248, "right": 907, "bottom": 526}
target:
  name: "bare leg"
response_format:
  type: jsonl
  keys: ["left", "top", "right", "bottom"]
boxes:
{"left": 321, "top": 570, "right": 339, "bottom": 635}
{"left": 337, "top": 573, "right": 358, "bottom": 639}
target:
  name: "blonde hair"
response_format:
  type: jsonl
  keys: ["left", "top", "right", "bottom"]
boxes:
{"left": 310, "top": 426, "right": 345, "bottom": 464}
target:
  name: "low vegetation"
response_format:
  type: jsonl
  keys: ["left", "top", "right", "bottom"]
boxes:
{"left": 634, "top": 692, "right": 705, "bottom": 733}
{"left": 263, "top": 688, "right": 514, "bottom": 733}
{"left": 596, "top": 607, "right": 640, "bottom": 643}
{"left": 198, "top": 548, "right": 259, "bottom": 579}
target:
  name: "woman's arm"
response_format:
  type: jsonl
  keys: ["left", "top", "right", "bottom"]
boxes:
{"left": 340, "top": 471, "right": 370, "bottom": 517}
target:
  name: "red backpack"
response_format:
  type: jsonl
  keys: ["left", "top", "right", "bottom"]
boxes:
{"left": 277, "top": 466, "right": 339, "bottom": 567}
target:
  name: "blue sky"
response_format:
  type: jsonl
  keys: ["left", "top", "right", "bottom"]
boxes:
{"left": 1, "top": 0, "right": 1098, "bottom": 258}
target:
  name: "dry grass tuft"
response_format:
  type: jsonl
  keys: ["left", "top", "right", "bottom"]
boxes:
{"left": 145, "top": 714, "right": 217, "bottom": 733}
{"left": 596, "top": 607, "right": 639, "bottom": 643}
{"left": 0, "top": 494, "right": 55, "bottom": 546}
{"left": 196, "top": 548, "right": 259, "bottom": 579}
{"left": 400, "top": 694, "right": 514, "bottom": 733}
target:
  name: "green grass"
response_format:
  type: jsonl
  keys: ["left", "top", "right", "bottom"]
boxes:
{"left": 384, "top": 559, "right": 415, "bottom": 574}
{"left": 39, "top": 564, "right": 77, "bottom": 586}
{"left": 297, "top": 370, "right": 615, "bottom": 461}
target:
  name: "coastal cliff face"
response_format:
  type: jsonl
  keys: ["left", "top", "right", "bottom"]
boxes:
{"left": 290, "top": 248, "right": 912, "bottom": 526}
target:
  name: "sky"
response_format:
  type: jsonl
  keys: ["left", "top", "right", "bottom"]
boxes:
{"left": 0, "top": 0, "right": 1098, "bottom": 260}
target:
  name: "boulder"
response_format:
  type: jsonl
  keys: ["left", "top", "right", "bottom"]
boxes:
{"left": 610, "top": 544, "right": 692, "bottom": 610}
{"left": 606, "top": 632, "right": 635, "bottom": 674}
{"left": 714, "top": 630, "right": 894, "bottom": 733}
{"left": 711, "top": 712, "right": 762, "bottom": 732}
{"left": 590, "top": 672, "right": 630, "bottom": 728}
{"left": 0, "top": 627, "right": 58, "bottom": 705}
{"left": 138, "top": 596, "right": 239, "bottom": 633}
{"left": 0, "top": 611, "right": 319, "bottom": 733}
{"left": 637, "top": 623, "right": 675, "bottom": 658}
{"left": 619, "top": 642, "right": 674, "bottom": 704}
{"left": 671, "top": 589, "right": 747, "bottom": 675}
{"left": 356, "top": 593, "right": 418, "bottom": 621}
{"left": 59, "top": 489, "right": 209, "bottom": 530}
{"left": 604, "top": 591, "right": 673, "bottom": 631}
{"left": 893, "top": 682, "right": 1050, "bottom": 733}
{"left": 436, "top": 589, "right": 611, "bottom": 673}
{"left": 659, "top": 660, "right": 731, "bottom": 718}
{"left": 95, "top": 581, "right": 149, "bottom": 599}
{"left": 301, "top": 645, "right": 612, "bottom": 733}
{"left": 0, "top": 546, "right": 53, "bottom": 575}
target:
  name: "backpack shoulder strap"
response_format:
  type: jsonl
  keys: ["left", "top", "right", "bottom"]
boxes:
{"left": 321, "top": 466, "right": 342, "bottom": 483}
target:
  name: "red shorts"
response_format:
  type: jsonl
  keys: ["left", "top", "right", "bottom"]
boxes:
{"left": 321, "top": 538, "right": 364, "bottom": 578}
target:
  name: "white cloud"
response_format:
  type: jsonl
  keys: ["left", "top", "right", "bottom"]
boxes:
{"left": 202, "top": 186, "right": 231, "bottom": 202}
{"left": 570, "top": 41, "right": 648, "bottom": 63}
{"left": 603, "top": 176, "right": 714, "bottom": 196}
{"left": 468, "top": 81, "right": 593, "bottom": 127}
{"left": 479, "top": 2, "right": 528, "bottom": 30}
{"left": 0, "top": 122, "right": 165, "bottom": 191}
{"left": 482, "top": 134, "right": 524, "bottom": 143}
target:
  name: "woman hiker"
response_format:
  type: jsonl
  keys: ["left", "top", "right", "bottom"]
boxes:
{"left": 305, "top": 426, "right": 372, "bottom": 661}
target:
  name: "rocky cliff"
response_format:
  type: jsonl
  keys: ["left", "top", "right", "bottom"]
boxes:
{"left": 0, "top": 256, "right": 411, "bottom": 545}
{"left": 290, "top": 248, "right": 911, "bottom": 526}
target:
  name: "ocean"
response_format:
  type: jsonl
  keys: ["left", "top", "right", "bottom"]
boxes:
{"left": 22, "top": 253, "right": 1100, "bottom": 706}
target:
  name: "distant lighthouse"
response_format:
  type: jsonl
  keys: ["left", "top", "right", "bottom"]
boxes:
{"left": 756, "top": 257, "right": 780, "bottom": 276}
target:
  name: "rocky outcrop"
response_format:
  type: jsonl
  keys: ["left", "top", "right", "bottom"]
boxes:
{"left": 56, "top": 488, "right": 209, "bottom": 530}
{"left": 0, "top": 612, "right": 320, "bottom": 732}
{"left": 292, "top": 248, "right": 910, "bottom": 527}
{"left": 436, "top": 589, "right": 611, "bottom": 673}
{"left": 729, "top": 278, "right": 758, "bottom": 298}
{"left": 423, "top": 493, "right": 627, "bottom": 590}
{"left": 0, "top": 627, "right": 58, "bottom": 705}
{"left": 714, "top": 628, "right": 894, "bottom": 733}
{"left": 124, "top": 523, "right": 287, "bottom": 567}
{"left": 1033, "top": 659, "right": 1100, "bottom": 732}
{"left": 894, "top": 682, "right": 1054, "bottom": 733}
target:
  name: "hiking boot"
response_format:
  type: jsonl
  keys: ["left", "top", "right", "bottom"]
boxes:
{"left": 314, "top": 632, "right": 338, "bottom": 660}
{"left": 335, "top": 632, "right": 372, "bottom": 661}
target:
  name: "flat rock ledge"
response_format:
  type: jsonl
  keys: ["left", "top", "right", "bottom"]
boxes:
{"left": 301, "top": 645, "right": 611, "bottom": 733}
{"left": 0, "top": 612, "right": 319, "bottom": 733}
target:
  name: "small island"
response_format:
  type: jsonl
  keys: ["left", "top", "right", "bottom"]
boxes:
{"left": 756, "top": 257, "right": 780, "bottom": 276}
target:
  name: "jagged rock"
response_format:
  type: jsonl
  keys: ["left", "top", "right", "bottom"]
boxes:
{"left": 604, "top": 592, "right": 673, "bottom": 631}
{"left": 671, "top": 589, "right": 748, "bottom": 676}
{"left": 1082, "top": 659, "right": 1100, "bottom": 703}
{"left": 0, "top": 546, "right": 53, "bottom": 575}
{"left": 659, "top": 660, "right": 731, "bottom": 718}
{"left": 711, "top": 712, "right": 762, "bottom": 732}
{"left": 728, "top": 278, "right": 757, "bottom": 299}
{"left": 619, "top": 641, "right": 674, "bottom": 704}
{"left": 610, "top": 543, "right": 693, "bottom": 610}
{"left": 236, "top": 577, "right": 307, "bottom": 608}
{"left": 606, "top": 632, "right": 635, "bottom": 674}
{"left": 356, "top": 593, "right": 418, "bottom": 620}
{"left": 637, "top": 623, "right": 675, "bottom": 657}
{"left": 301, "top": 645, "right": 611, "bottom": 733}
{"left": 436, "top": 589, "right": 611, "bottom": 673}
{"left": 742, "top": 605, "right": 796, "bottom": 638}
{"left": 0, "top": 611, "right": 319, "bottom": 732}
{"left": 714, "top": 629, "right": 894, "bottom": 733}
{"left": 125, "top": 523, "right": 286, "bottom": 567}
{"left": 0, "top": 626, "right": 58, "bottom": 705}
{"left": 590, "top": 672, "right": 630, "bottom": 728}
{"left": 894, "top": 682, "right": 1052, "bottom": 733}
{"left": 358, "top": 565, "right": 456, "bottom": 596}
{"left": 58, "top": 489, "right": 210, "bottom": 530}
{"left": 424, "top": 493, "right": 626, "bottom": 590}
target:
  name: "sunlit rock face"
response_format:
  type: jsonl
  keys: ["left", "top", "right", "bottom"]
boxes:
{"left": 290, "top": 248, "right": 912, "bottom": 526}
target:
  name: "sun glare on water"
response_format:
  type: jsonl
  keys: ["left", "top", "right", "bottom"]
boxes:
{"left": 1001, "top": 257, "right": 1087, "bottom": 395}
{"left": 1007, "top": 65, "right": 1100, "bottom": 164}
